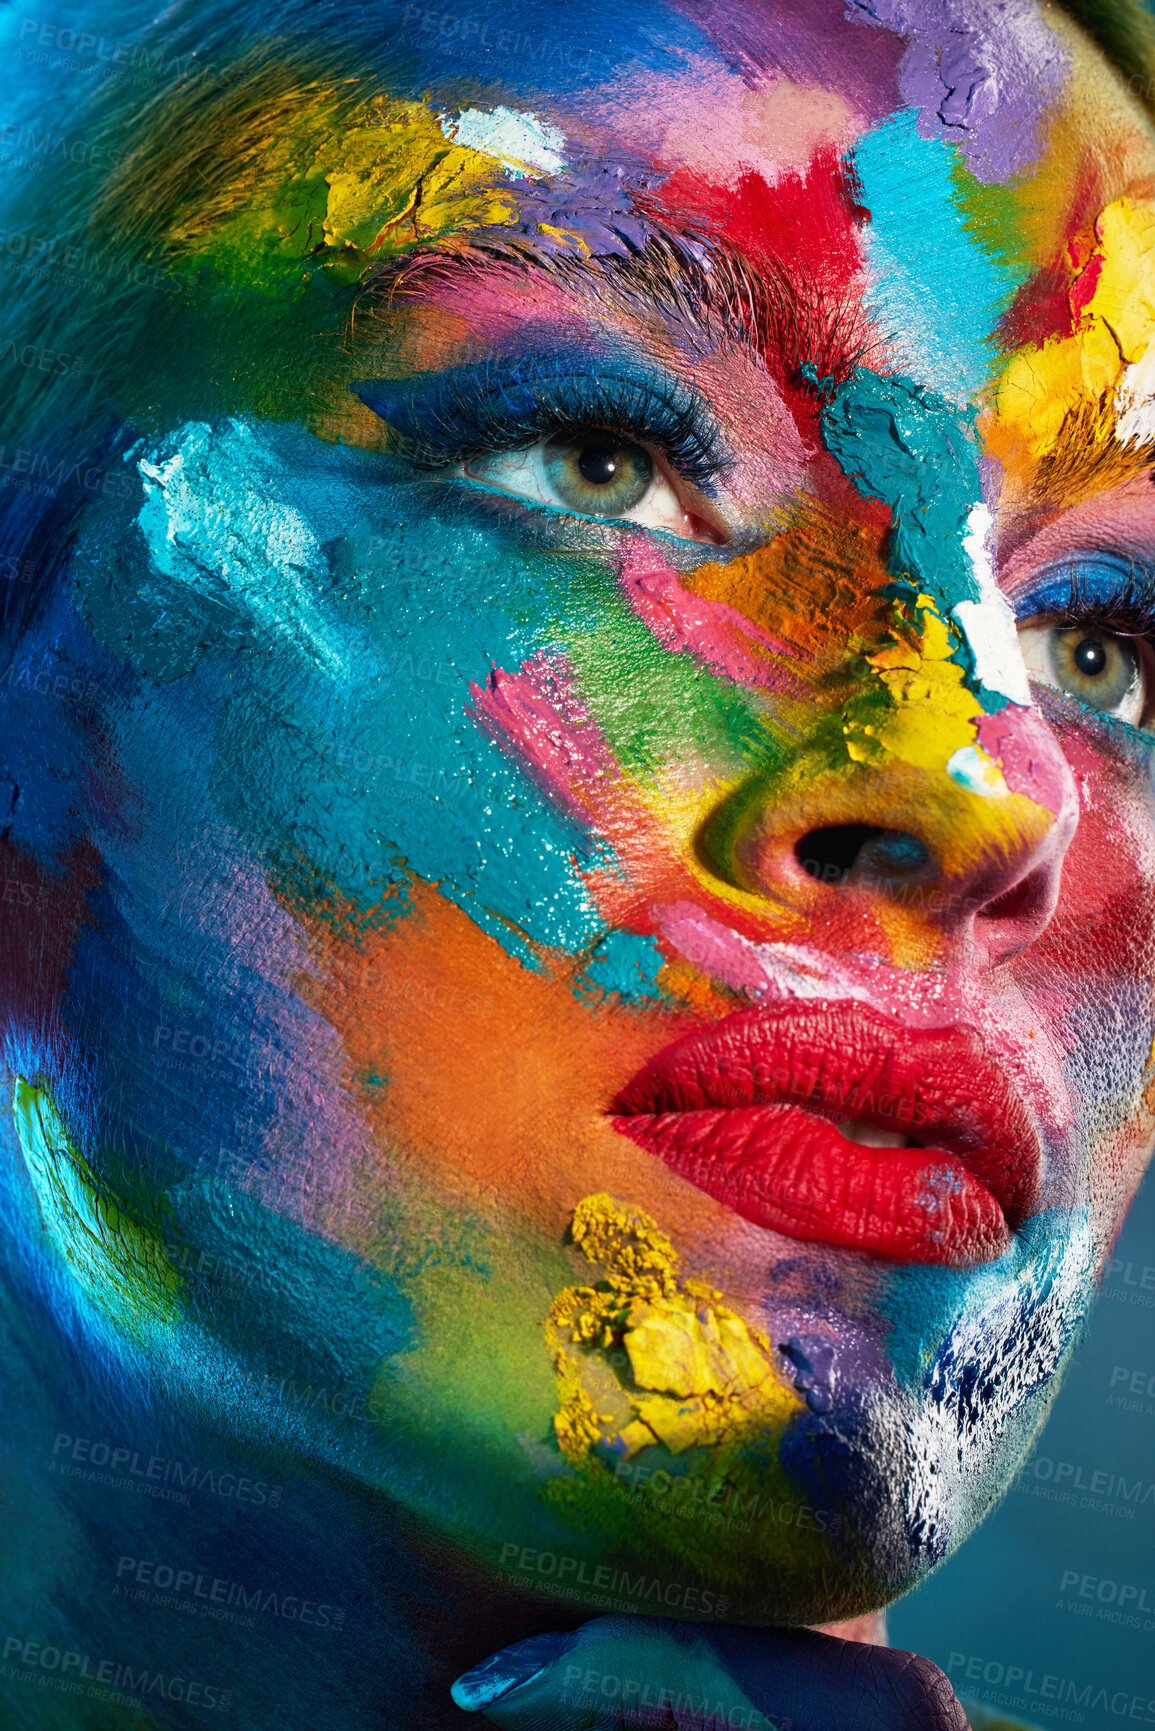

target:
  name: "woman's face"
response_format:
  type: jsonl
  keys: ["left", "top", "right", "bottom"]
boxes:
{"left": 15, "top": 0, "right": 1155, "bottom": 1629}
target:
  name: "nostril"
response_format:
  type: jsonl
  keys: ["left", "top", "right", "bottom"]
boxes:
{"left": 795, "top": 824, "right": 886, "bottom": 885}
{"left": 795, "top": 825, "right": 931, "bottom": 887}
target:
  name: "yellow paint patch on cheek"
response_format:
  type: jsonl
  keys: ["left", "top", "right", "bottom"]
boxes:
{"left": 547, "top": 1195, "right": 802, "bottom": 1464}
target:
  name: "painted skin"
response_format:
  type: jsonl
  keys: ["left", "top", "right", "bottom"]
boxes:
{"left": 3, "top": 0, "right": 1155, "bottom": 1724}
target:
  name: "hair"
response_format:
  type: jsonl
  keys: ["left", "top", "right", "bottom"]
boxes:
{"left": 1057, "top": 0, "right": 1155, "bottom": 103}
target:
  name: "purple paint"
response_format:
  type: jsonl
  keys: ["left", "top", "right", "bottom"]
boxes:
{"left": 847, "top": 0, "right": 1067, "bottom": 181}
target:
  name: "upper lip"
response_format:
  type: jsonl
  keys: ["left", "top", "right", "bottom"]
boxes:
{"left": 611, "top": 999, "right": 1042, "bottom": 1230}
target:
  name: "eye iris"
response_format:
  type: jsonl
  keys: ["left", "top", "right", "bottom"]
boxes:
{"left": 544, "top": 431, "right": 653, "bottom": 517}
{"left": 1052, "top": 626, "right": 1141, "bottom": 716}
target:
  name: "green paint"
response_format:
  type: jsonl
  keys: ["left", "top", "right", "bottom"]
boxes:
{"left": 564, "top": 592, "right": 767, "bottom": 781}
{"left": 12, "top": 1079, "right": 182, "bottom": 1341}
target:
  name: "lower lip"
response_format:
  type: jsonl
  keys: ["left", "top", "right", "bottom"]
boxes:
{"left": 613, "top": 1104, "right": 1011, "bottom": 1265}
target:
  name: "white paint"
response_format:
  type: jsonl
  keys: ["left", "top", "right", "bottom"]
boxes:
{"left": 953, "top": 503, "right": 1031, "bottom": 707}
{"left": 440, "top": 106, "right": 566, "bottom": 177}
{"left": 1114, "top": 342, "right": 1155, "bottom": 450}
{"left": 947, "top": 743, "right": 1007, "bottom": 799}
{"left": 136, "top": 420, "right": 344, "bottom": 673}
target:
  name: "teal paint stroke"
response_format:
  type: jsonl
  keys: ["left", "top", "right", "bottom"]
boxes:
{"left": 820, "top": 367, "right": 982, "bottom": 605}
{"left": 820, "top": 367, "right": 1018, "bottom": 712}
{"left": 853, "top": 110, "right": 1023, "bottom": 403}
{"left": 574, "top": 929, "right": 665, "bottom": 1004}
{"left": 79, "top": 418, "right": 609, "bottom": 970}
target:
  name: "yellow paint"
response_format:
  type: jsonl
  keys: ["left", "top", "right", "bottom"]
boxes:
{"left": 994, "top": 197, "right": 1155, "bottom": 460}
{"left": 847, "top": 592, "right": 982, "bottom": 772}
{"left": 319, "top": 109, "right": 518, "bottom": 255}
{"left": 547, "top": 1195, "right": 800, "bottom": 1463}
{"left": 538, "top": 222, "right": 589, "bottom": 255}
{"left": 168, "top": 91, "right": 524, "bottom": 274}
{"left": 12, "top": 1079, "right": 181, "bottom": 1341}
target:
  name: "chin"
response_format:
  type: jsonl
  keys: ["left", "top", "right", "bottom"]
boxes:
{"left": 423, "top": 1190, "right": 1089, "bottom": 1631}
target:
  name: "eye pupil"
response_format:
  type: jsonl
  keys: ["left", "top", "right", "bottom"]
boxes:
{"left": 577, "top": 444, "right": 620, "bottom": 487}
{"left": 1073, "top": 636, "right": 1107, "bottom": 677}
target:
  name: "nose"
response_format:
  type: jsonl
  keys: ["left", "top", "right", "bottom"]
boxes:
{"left": 697, "top": 703, "right": 1078, "bottom": 967}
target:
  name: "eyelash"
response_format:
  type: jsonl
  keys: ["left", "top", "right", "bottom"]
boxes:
{"left": 1021, "top": 563, "right": 1155, "bottom": 640}
{"left": 356, "top": 363, "right": 727, "bottom": 495}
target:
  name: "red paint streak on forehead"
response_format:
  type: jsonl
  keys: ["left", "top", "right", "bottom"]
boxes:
{"left": 654, "top": 148, "right": 867, "bottom": 300}
{"left": 642, "top": 148, "right": 872, "bottom": 440}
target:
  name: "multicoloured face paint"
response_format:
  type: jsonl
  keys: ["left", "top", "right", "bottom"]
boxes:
{"left": 4, "top": 0, "right": 1155, "bottom": 1720}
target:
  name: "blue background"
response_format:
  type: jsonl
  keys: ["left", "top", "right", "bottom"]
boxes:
{"left": 891, "top": 1171, "right": 1155, "bottom": 1728}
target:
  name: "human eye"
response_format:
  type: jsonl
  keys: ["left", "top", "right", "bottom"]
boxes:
{"left": 353, "top": 358, "right": 729, "bottom": 545}
{"left": 1013, "top": 557, "right": 1155, "bottom": 729}
{"left": 463, "top": 428, "right": 720, "bottom": 541}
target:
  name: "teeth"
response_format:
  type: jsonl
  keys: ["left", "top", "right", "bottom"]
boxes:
{"left": 837, "top": 1118, "right": 910, "bottom": 1149}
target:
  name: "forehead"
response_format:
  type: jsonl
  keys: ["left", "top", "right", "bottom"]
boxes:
{"left": 99, "top": 0, "right": 1155, "bottom": 457}
{"left": 369, "top": 0, "right": 1144, "bottom": 187}
{"left": 166, "top": 0, "right": 1155, "bottom": 321}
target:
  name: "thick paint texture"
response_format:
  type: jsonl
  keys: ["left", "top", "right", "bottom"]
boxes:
{"left": 3, "top": 0, "right": 1155, "bottom": 1723}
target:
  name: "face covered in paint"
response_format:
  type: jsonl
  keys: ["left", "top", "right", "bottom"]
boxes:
{"left": 8, "top": 0, "right": 1155, "bottom": 1649}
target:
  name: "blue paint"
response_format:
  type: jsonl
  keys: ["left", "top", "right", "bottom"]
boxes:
{"left": 74, "top": 419, "right": 608, "bottom": 967}
{"left": 820, "top": 367, "right": 982, "bottom": 604}
{"left": 370, "top": 0, "right": 721, "bottom": 104}
{"left": 853, "top": 111, "right": 1023, "bottom": 399}
{"left": 818, "top": 366, "right": 1015, "bottom": 709}
{"left": 575, "top": 929, "right": 666, "bottom": 1002}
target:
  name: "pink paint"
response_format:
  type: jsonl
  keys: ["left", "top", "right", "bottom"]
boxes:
{"left": 469, "top": 653, "right": 616, "bottom": 820}
{"left": 975, "top": 708, "right": 1077, "bottom": 820}
{"left": 619, "top": 548, "right": 809, "bottom": 693}
{"left": 655, "top": 900, "right": 780, "bottom": 995}
{"left": 999, "top": 472, "right": 1155, "bottom": 572}
{"left": 595, "top": 58, "right": 863, "bottom": 188}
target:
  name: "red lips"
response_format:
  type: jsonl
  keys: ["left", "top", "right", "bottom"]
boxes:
{"left": 611, "top": 1001, "right": 1041, "bottom": 1265}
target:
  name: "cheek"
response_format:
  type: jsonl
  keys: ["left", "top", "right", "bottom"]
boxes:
{"left": 1045, "top": 722, "right": 1155, "bottom": 968}
{"left": 288, "top": 880, "right": 672, "bottom": 1226}
{"left": 1026, "top": 717, "right": 1155, "bottom": 1227}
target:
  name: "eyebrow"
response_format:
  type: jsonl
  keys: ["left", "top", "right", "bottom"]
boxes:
{"left": 359, "top": 227, "right": 874, "bottom": 397}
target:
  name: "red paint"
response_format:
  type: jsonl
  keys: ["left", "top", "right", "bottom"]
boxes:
{"left": 998, "top": 263, "right": 1078, "bottom": 352}
{"left": 1068, "top": 247, "right": 1104, "bottom": 317}
{"left": 647, "top": 150, "right": 867, "bottom": 385}
{"left": 612, "top": 1001, "right": 1041, "bottom": 1265}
